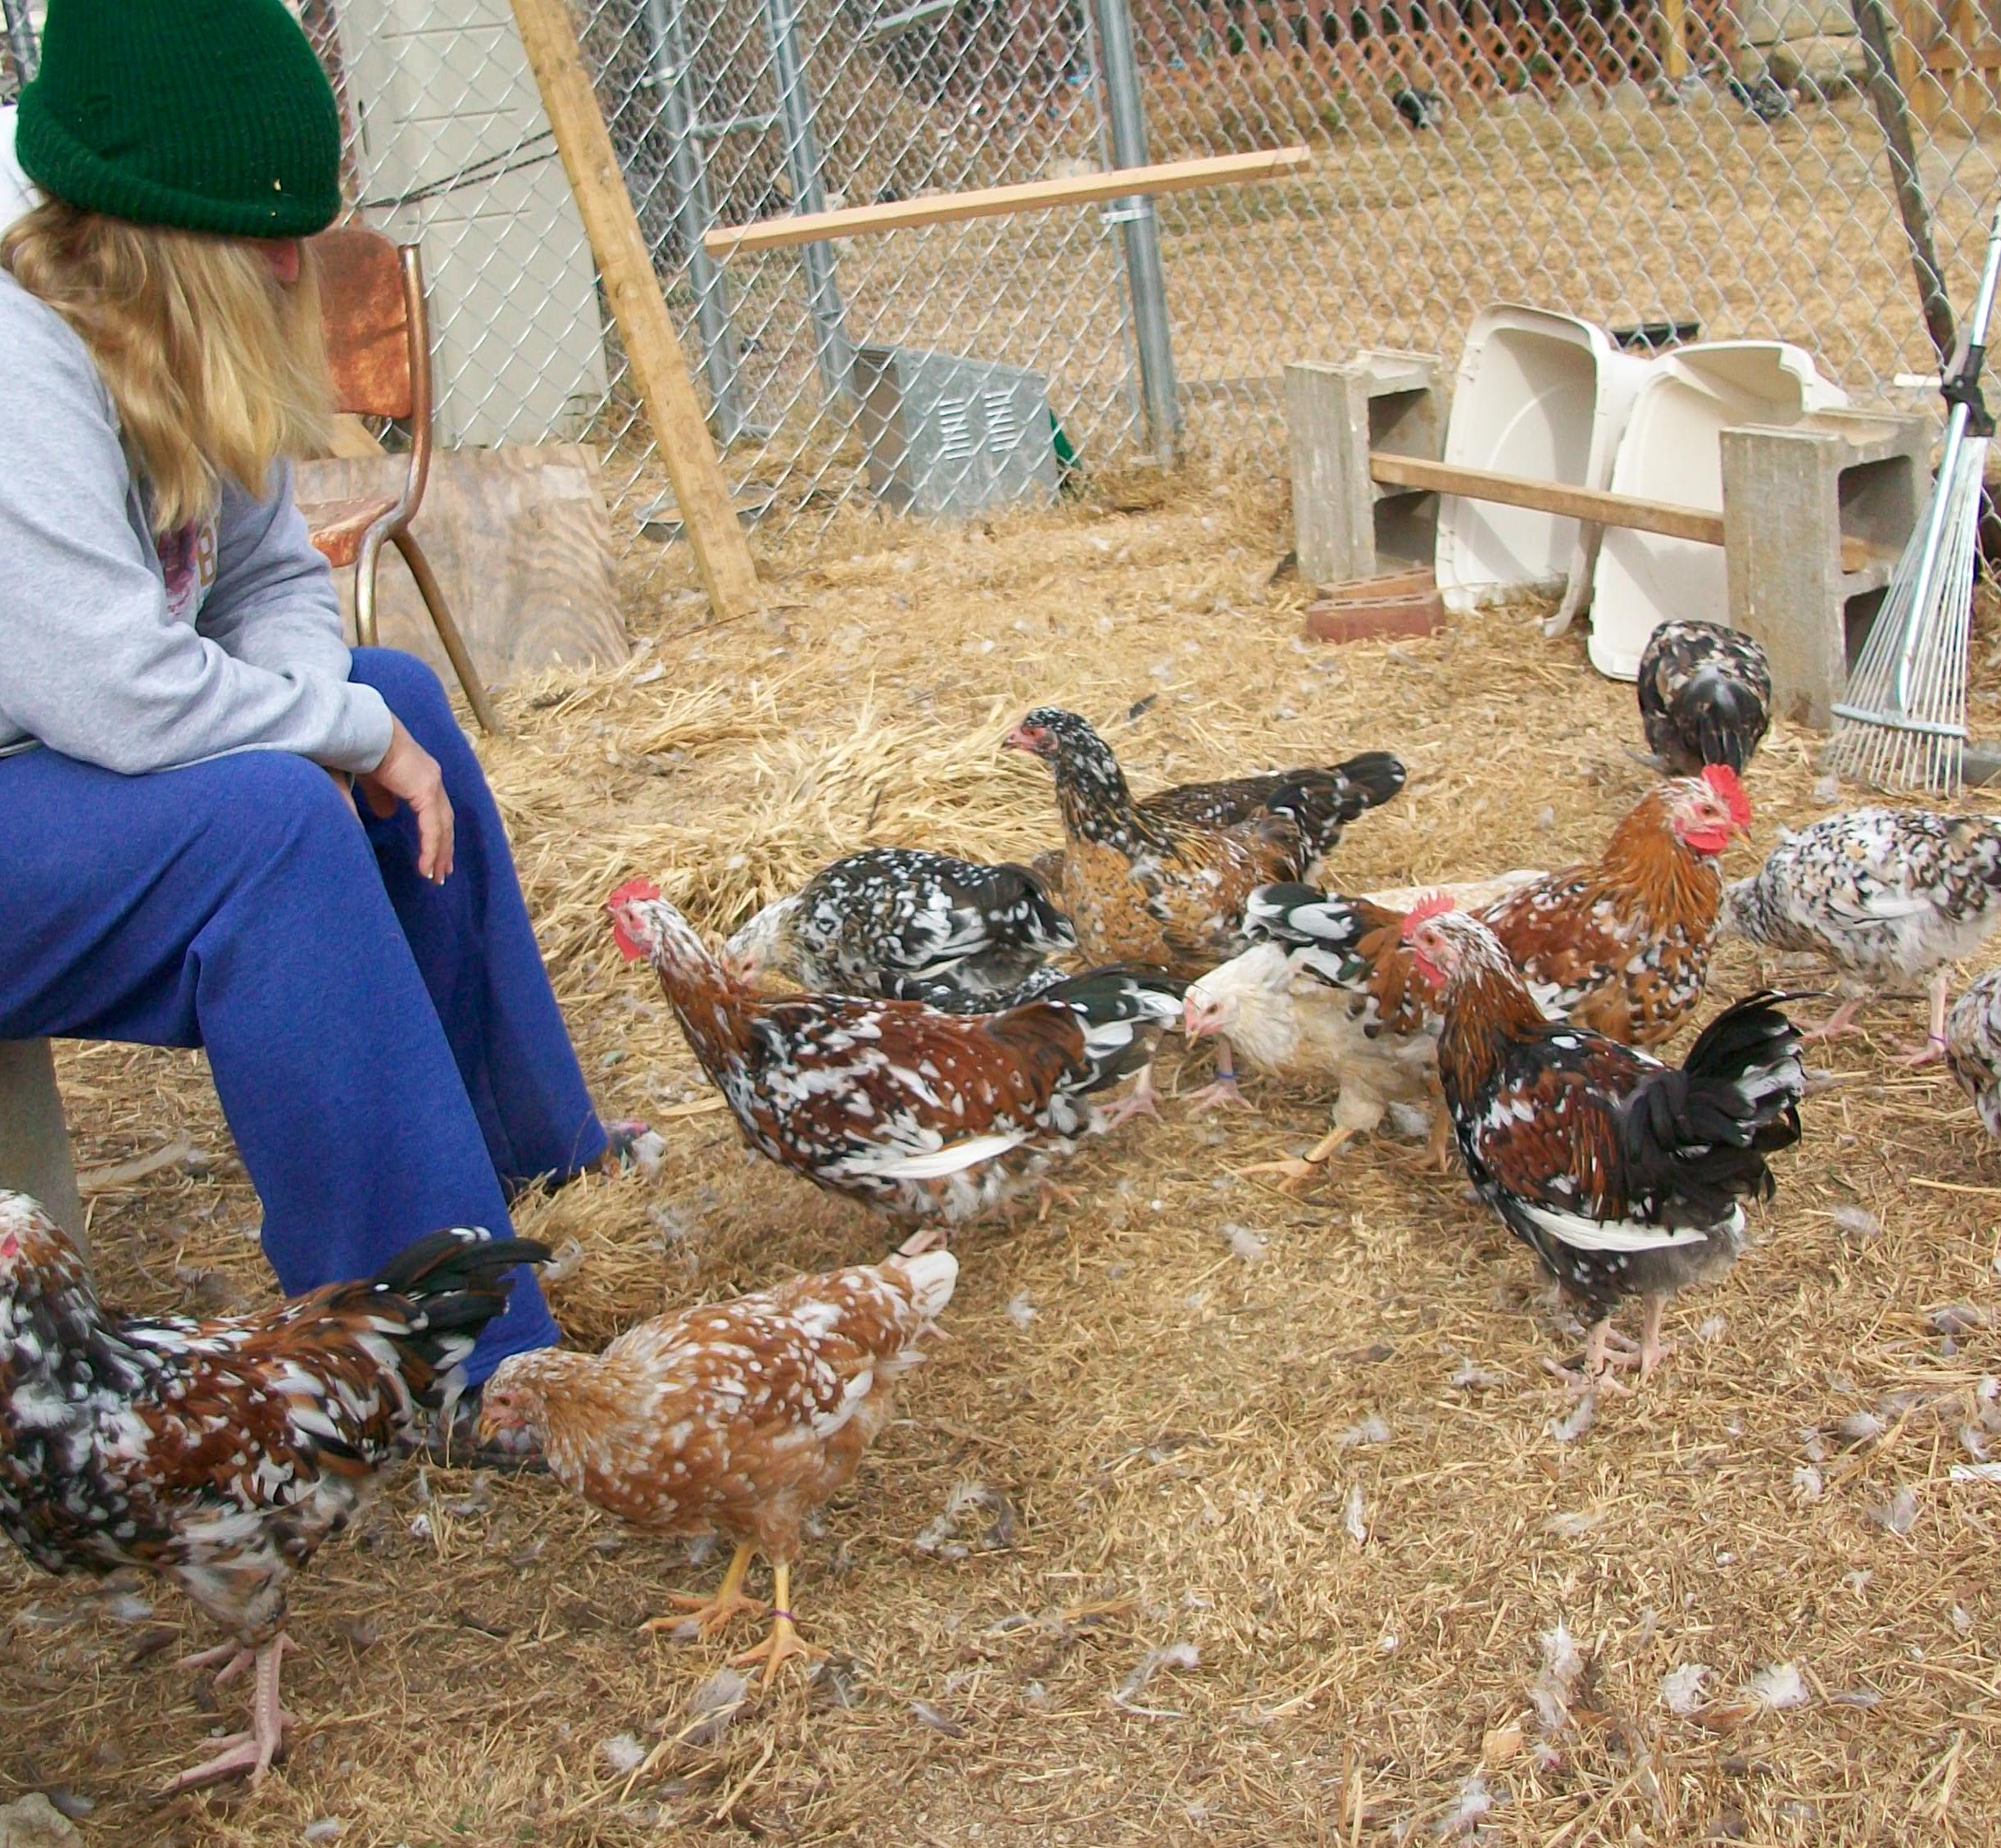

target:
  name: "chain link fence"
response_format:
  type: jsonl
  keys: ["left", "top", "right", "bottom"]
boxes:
{"left": 6, "top": 0, "right": 2001, "bottom": 553}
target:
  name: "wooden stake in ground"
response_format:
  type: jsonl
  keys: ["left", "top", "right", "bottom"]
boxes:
{"left": 509, "top": 0, "right": 761, "bottom": 620}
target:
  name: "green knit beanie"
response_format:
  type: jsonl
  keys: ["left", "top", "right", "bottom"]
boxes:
{"left": 16, "top": 0, "right": 342, "bottom": 238}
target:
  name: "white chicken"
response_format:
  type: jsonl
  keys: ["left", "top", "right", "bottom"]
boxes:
{"left": 1182, "top": 872, "right": 1544, "bottom": 1184}
{"left": 1945, "top": 969, "right": 2001, "bottom": 1136}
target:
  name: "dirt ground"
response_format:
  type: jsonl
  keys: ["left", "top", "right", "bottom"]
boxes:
{"left": 8, "top": 456, "right": 2001, "bottom": 1846}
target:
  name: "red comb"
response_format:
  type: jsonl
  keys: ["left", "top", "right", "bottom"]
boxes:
{"left": 1400, "top": 890, "right": 1457, "bottom": 941}
{"left": 1701, "top": 763, "right": 1751, "bottom": 826}
{"left": 606, "top": 879, "right": 662, "bottom": 961}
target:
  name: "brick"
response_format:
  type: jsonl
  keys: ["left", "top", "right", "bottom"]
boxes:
{"left": 1303, "top": 592, "right": 1445, "bottom": 644}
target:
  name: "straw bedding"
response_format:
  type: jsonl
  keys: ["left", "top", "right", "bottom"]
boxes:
{"left": 7, "top": 454, "right": 2000, "bottom": 1845}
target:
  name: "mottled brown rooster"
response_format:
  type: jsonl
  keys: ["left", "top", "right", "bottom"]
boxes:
{"left": 479, "top": 1251, "right": 957, "bottom": 1685}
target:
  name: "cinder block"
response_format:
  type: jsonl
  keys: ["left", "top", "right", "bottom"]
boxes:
{"left": 1722, "top": 408, "right": 1929, "bottom": 729}
{"left": 1286, "top": 351, "right": 1447, "bottom": 588}
{"left": 0, "top": 1041, "right": 84, "bottom": 1255}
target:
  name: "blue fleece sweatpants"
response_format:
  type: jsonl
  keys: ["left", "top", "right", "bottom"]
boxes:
{"left": 0, "top": 648, "right": 594, "bottom": 1381}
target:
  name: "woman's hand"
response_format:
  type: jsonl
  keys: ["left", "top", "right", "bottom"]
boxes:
{"left": 356, "top": 720, "right": 455, "bottom": 883}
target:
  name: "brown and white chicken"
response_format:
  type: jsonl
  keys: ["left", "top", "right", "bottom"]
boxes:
{"left": 609, "top": 881, "right": 1181, "bottom": 1231}
{"left": 0, "top": 1196, "right": 545, "bottom": 1790}
{"left": 1723, "top": 808, "right": 2001, "bottom": 1060}
{"left": 1945, "top": 968, "right": 2001, "bottom": 1134}
{"left": 479, "top": 1251, "right": 956, "bottom": 1685}
{"left": 1003, "top": 706, "right": 1405, "bottom": 979}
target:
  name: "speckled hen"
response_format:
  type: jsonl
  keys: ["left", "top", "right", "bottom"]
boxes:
{"left": 1945, "top": 968, "right": 2001, "bottom": 1136}
{"left": 478, "top": 1251, "right": 957, "bottom": 1685}
{"left": 724, "top": 847, "right": 1076, "bottom": 1007}
{"left": 609, "top": 883, "right": 1182, "bottom": 1231}
{"left": 1636, "top": 620, "right": 1772, "bottom": 776}
{"left": 1722, "top": 808, "right": 2001, "bottom": 1060}
{"left": 0, "top": 1196, "right": 544, "bottom": 1791}
{"left": 1409, "top": 905, "right": 1806, "bottom": 1390}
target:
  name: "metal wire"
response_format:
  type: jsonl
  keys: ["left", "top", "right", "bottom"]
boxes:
{"left": 307, "top": 0, "right": 2001, "bottom": 556}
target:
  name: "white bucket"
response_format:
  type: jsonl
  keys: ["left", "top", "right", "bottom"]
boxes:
{"left": 1434, "top": 305, "right": 1650, "bottom": 624}
{"left": 1587, "top": 341, "right": 1848, "bottom": 681}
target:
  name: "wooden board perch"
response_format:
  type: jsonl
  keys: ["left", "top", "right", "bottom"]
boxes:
{"left": 510, "top": 0, "right": 761, "bottom": 620}
{"left": 704, "top": 146, "right": 1313, "bottom": 257}
{"left": 1368, "top": 452, "right": 1881, "bottom": 574}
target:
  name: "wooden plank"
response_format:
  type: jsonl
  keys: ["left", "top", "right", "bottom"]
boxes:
{"left": 300, "top": 446, "right": 630, "bottom": 685}
{"left": 509, "top": 0, "right": 761, "bottom": 621}
{"left": 1370, "top": 452, "right": 1727, "bottom": 544}
{"left": 704, "top": 146, "right": 1314, "bottom": 257}
{"left": 1371, "top": 452, "right": 1878, "bottom": 573}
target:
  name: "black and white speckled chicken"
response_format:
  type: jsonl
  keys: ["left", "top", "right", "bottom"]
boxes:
{"left": 1722, "top": 808, "right": 2001, "bottom": 1059}
{"left": 1408, "top": 903, "right": 1806, "bottom": 1390}
{"left": 0, "top": 1196, "right": 545, "bottom": 1791}
{"left": 610, "top": 882, "right": 1182, "bottom": 1232}
{"left": 724, "top": 848, "right": 1076, "bottom": 1006}
{"left": 1636, "top": 620, "right": 1772, "bottom": 776}
{"left": 1945, "top": 969, "right": 2001, "bottom": 1136}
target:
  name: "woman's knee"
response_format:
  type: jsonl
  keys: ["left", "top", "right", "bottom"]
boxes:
{"left": 197, "top": 749, "right": 370, "bottom": 868}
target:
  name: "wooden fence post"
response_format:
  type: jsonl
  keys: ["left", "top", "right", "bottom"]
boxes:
{"left": 509, "top": 0, "right": 763, "bottom": 621}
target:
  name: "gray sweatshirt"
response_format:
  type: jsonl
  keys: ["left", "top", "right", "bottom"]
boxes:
{"left": 0, "top": 269, "right": 394, "bottom": 774}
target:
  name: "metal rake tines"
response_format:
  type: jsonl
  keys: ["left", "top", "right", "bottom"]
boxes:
{"left": 1828, "top": 433, "right": 1986, "bottom": 795}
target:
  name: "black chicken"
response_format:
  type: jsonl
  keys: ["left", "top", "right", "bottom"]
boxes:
{"left": 1636, "top": 619, "right": 1772, "bottom": 776}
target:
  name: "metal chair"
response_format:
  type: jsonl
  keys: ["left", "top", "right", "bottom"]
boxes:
{"left": 298, "top": 226, "right": 503, "bottom": 736}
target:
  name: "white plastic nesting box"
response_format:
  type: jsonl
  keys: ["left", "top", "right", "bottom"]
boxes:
{"left": 855, "top": 344, "right": 1059, "bottom": 518}
{"left": 1433, "top": 306, "right": 1651, "bottom": 623}
{"left": 1588, "top": 342, "right": 1849, "bottom": 680}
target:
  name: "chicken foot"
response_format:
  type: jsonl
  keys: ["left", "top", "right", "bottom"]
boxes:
{"left": 1893, "top": 969, "right": 1953, "bottom": 1067}
{"left": 163, "top": 1633, "right": 297, "bottom": 1793}
{"left": 1543, "top": 1320, "right": 1639, "bottom": 1397}
{"left": 1638, "top": 1295, "right": 1677, "bottom": 1380}
{"left": 728, "top": 1561, "right": 825, "bottom": 1691}
{"left": 1237, "top": 1125, "right": 1354, "bottom": 1189}
{"left": 1798, "top": 996, "right": 1866, "bottom": 1043}
{"left": 643, "top": 1540, "right": 769, "bottom": 1640}
{"left": 1184, "top": 1041, "right": 1253, "bottom": 1115}
{"left": 1098, "top": 1061, "right": 1163, "bottom": 1129}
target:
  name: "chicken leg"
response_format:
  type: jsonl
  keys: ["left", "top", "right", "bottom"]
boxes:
{"left": 729, "top": 1561, "right": 825, "bottom": 1690}
{"left": 1638, "top": 1295, "right": 1676, "bottom": 1380}
{"left": 1098, "top": 1060, "right": 1163, "bottom": 1128}
{"left": 1799, "top": 996, "right": 1865, "bottom": 1043}
{"left": 1185, "top": 1041, "right": 1252, "bottom": 1114}
{"left": 644, "top": 1539, "right": 768, "bottom": 1639}
{"left": 164, "top": 1633, "right": 296, "bottom": 1793}
{"left": 1894, "top": 969, "right": 1953, "bottom": 1067}
{"left": 1238, "top": 1125, "right": 1354, "bottom": 1189}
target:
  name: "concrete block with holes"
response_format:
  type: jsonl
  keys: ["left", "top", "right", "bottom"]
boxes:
{"left": 1720, "top": 408, "right": 1929, "bottom": 729}
{"left": 1285, "top": 351, "right": 1447, "bottom": 589}
{"left": 0, "top": 1042, "right": 85, "bottom": 1255}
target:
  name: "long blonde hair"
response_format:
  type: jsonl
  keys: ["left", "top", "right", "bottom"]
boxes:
{"left": 2, "top": 201, "right": 331, "bottom": 534}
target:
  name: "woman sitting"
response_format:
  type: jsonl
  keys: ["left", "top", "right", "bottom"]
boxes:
{"left": 0, "top": 0, "right": 622, "bottom": 1428}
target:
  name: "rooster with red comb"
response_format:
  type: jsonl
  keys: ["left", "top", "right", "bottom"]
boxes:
{"left": 1406, "top": 900, "right": 1808, "bottom": 1391}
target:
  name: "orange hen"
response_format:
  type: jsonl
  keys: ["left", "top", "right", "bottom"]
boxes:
{"left": 478, "top": 1251, "right": 957, "bottom": 1685}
